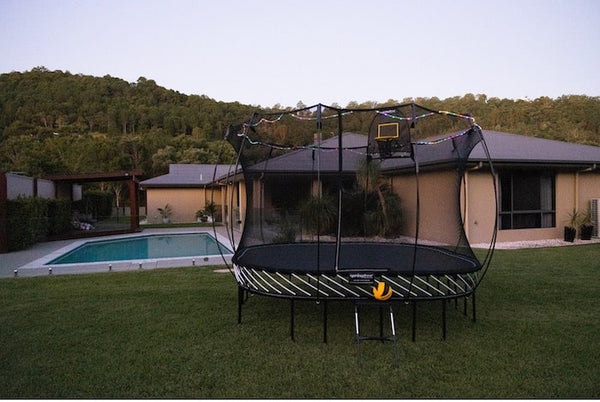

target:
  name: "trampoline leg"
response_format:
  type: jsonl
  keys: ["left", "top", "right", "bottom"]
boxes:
{"left": 442, "top": 300, "right": 447, "bottom": 341}
{"left": 290, "top": 299, "right": 295, "bottom": 341}
{"left": 463, "top": 295, "right": 468, "bottom": 316}
{"left": 472, "top": 291, "right": 477, "bottom": 323}
{"left": 354, "top": 302, "right": 399, "bottom": 368}
{"left": 412, "top": 302, "right": 417, "bottom": 342}
{"left": 323, "top": 301, "right": 328, "bottom": 344}
{"left": 379, "top": 305, "right": 384, "bottom": 341}
{"left": 354, "top": 304, "right": 361, "bottom": 366}
{"left": 389, "top": 304, "right": 399, "bottom": 368}
{"left": 237, "top": 286, "right": 244, "bottom": 324}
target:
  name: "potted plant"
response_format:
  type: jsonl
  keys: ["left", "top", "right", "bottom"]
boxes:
{"left": 204, "top": 201, "right": 217, "bottom": 223}
{"left": 564, "top": 209, "right": 579, "bottom": 242}
{"left": 195, "top": 209, "right": 208, "bottom": 223}
{"left": 157, "top": 203, "right": 172, "bottom": 224}
{"left": 579, "top": 208, "right": 594, "bottom": 240}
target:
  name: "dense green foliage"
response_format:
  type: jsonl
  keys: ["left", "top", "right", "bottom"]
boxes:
{"left": 0, "top": 67, "right": 254, "bottom": 176}
{"left": 0, "top": 244, "right": 599, "bottom": 398}
{"left": 5, "top": 196, "right": 72, "bottom": 250}
{"left": 1, "top": 67, "right": 599, "bottom": 178}
{"left": 6, "top": 196, "right": 46, "bottom": 250}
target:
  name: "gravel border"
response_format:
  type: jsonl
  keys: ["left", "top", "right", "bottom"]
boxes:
{"left": 473, "top": 237, "right": 600, "bottom": 250}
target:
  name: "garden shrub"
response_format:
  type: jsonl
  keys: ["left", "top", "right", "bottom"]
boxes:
{"left": 6, "top": 197, "right": 73, "bottom": 251}
{"left": 6, "top": 196, "right": 47, "bottom": 251}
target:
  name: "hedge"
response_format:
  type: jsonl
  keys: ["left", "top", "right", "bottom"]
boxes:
{"left": 6, "top": 196, "right": 72, "bottom": 251}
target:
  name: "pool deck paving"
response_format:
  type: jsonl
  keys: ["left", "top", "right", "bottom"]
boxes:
{"left": 0, "top": 227, "right": 238, "bottom": 278}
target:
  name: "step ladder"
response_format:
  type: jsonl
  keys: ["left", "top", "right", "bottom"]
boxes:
{"left": 354, "top": 301, "right": 399, "bottom": 367}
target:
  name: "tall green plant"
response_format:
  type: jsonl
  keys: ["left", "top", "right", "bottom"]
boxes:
{"left": 356, "top": 157, "right": 402, "bottom": 237}
{"left": 300, "top": 195, "right": 336, "bottom": 236}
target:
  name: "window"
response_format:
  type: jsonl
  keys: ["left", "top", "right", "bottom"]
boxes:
{"left": 499, "top": 169, "right": 555, "bottom": 230}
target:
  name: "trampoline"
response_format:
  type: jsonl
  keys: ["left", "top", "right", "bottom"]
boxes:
{"left": 214, "top": 102, "right": 497, "bottom": 344}
{"left": 234, "top": 243, "right": 480, "bottom": 276}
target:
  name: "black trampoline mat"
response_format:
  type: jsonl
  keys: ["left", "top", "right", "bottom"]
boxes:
{"left": 232, "top": 242, "right": 481, "bottom": 276}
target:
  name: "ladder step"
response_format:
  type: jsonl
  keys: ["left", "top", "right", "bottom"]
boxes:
{"left": 354, "top": 302, "right": 399, "bottom": 367}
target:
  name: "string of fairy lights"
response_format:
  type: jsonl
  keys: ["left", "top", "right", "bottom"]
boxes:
{"left": 233, "top": 105, "right": 479, "bottom": 154}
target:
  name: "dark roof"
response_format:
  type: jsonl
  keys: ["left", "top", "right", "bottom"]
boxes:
{"left": 470, "top": 131, "right": 600, "bottom": 166}
{"left": 246, "top": 133, "right": 368, "bottom": 174}
{"left": 140, "top": 164, "right": 232, "bottom": 188}
{"left": 141, "top": 132, "right": 600, "bottom": 185}
{"left": 249, "top": 130, "right": 600, "bottom": 174}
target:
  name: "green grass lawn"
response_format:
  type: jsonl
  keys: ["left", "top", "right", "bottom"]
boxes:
{"left": 1, "top": 244, "right": 599, "bottom": 398}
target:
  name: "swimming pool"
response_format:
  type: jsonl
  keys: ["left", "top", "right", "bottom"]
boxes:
{"left": 15, "top": 230, "right": 234, "bottom": 277}
{"left": 48, "top": 232, "right": 233, "bottom": 264}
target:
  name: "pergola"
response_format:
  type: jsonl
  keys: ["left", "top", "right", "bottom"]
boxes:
{"left": 0, "top": 169, "right": 143, "bottom": 253}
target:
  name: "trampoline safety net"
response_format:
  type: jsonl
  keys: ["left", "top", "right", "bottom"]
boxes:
{"left": 221, "top": 102, "right": 496, "bottom": 301}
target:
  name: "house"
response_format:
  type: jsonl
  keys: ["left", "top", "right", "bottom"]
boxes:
{"left": 140, "top": 164, "right": 235, "bottom": 224}
{"left": 465, "top": 131, "right": 600, "bottom": 243}
{"left": 140, "top": 132, "right": 600, "bottom": 244}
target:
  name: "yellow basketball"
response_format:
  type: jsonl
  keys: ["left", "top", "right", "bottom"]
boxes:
{"left": 372, "top": 281, "right": 393, "bottom": 301}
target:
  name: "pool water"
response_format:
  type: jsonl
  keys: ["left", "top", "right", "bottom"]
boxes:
{"left": 48, "top": 233, "right": 233, "bottom": 265}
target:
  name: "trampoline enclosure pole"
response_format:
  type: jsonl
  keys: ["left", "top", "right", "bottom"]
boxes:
{"left": 335, "top": 109, "right": 343, "bottom": 271}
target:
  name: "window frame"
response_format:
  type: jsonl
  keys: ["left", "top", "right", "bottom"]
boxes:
{"left": 498, "top": 168, "right": 556, "bottom": 230}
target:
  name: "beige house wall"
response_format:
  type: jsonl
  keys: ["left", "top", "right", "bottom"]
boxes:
{"left": 146, "top": 187, "right": 222, "bottom": 224}
{"left": 575, "top": 171, "right": 600, "bottom": 217}
{"left": 464, "top": 169, "right": 600, "bottom": 244}
{"left": 390, "top": 170, "right": 462, "bottom": 245}
{"left": 221, "top": 181, "right": 245, "bottom": 230}
{"left": 463, "top": 170, "right": 497, "bottom": 245}
{"left": 555, "top": 170, "right": 600, "bottom": 229}
{"left": 146, "top": 167, "right": 599, "bottom": 243}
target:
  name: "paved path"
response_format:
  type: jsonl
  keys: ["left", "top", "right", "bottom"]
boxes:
{"left": 1, "top": 238, "right": 76, "bottom": 278}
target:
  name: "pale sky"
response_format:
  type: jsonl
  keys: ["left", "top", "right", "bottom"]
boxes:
{"left": 1, "top": 0, "right": 599, "bottom": 108}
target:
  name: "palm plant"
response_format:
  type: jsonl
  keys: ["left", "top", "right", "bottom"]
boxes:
{"left": 564, "top": 208, "right": 579, "bottom": 242}
{"left": 356, "top": 157, "right": 391, "bottom": 236}
{"left": 157, "top": 203, "right": 172, "bottom": 223}
{"left": 300, "top": 195, "right": 336, "bottom": 236}
{"left": 579, "top": 208, "right": 594, "bottom": 240}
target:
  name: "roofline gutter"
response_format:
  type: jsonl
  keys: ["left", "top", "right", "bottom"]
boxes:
{"left": 467, "top": 161, "right": 484, "bottom": 171}
{"left": 579, "top": 163, "right": 598, "bottom": 173}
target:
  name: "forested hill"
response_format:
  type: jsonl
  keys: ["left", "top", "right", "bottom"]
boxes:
{"left": 0, "top": 68, "right": 256, "bottom": 177}
{"left": 1, "top": 67, "right": 599, "bottom": 178}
